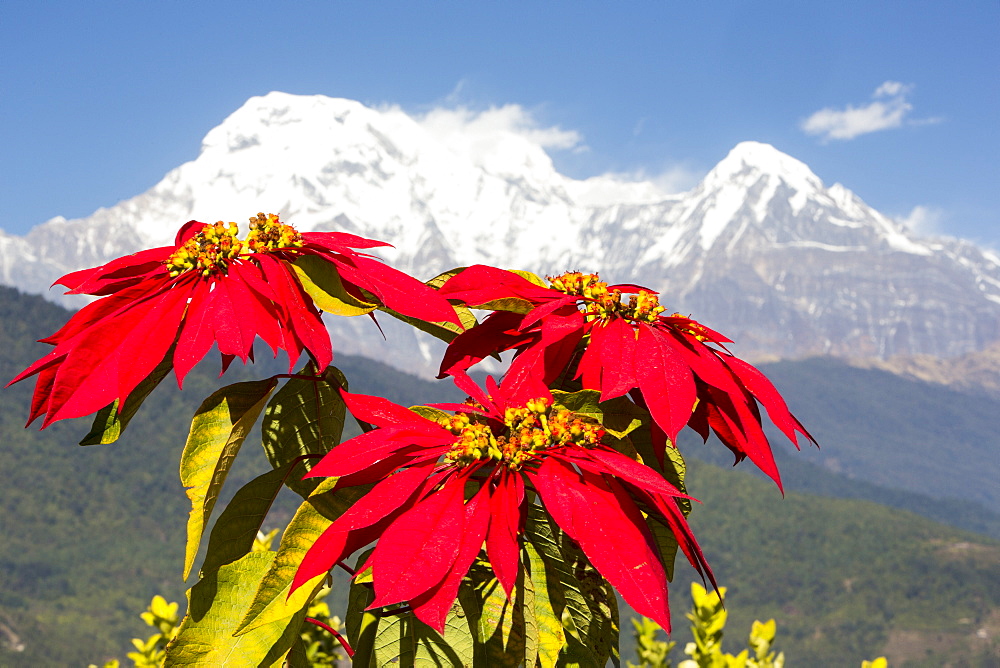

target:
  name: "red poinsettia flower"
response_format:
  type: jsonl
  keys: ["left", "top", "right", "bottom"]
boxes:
{"left": 10, "top": 213, "right": 461, "bottom": 427}
{"left": 436, "top": 265, "right": 814, "bottom": 490}
{"left": 292, "top": 376, "right": 713, "bottom": 633}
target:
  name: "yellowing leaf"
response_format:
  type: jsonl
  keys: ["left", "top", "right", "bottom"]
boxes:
{"left": 524, "top": 541, "right": 566, "bottom": 668}
{"left": 291, "top": 255, "right": 378, "bottom": 316}
{"left": 507, "top": 269, "right": 547, "bottom": 287}
{"left": 165, "top": 552, "right": 303, "bottom": 667}
{"left": 180, "top": 378, "right": 278, "bottom": 579}
{"left": 370, "top": 602, "right": 476, "bottom": 668}
{"left": 236, "top": 498, "right": 336, "bottom": 636}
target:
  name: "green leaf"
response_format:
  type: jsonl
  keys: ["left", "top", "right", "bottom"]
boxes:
{"left": 79, "top": 350, "right": 174, "bottom": 445}
{"left": 291, "top": 254, "right": 378, "bottom": 316}
{"left": 440, "top": 593, "right": 479, "bottom": 668}
{"left": 261, "top": 365, "right": 346, "bottom": 500}
{"left": 180, "top": 378, "right": 278, "bottom": 580}
{"left": 376, "top": 303, "right": 477, "bottom": 344}
{"left": 165, "top": 552, "right": 305, "bottom": 667}
{"left": 521, "top": 561, "right": 540, "bottom": 668}
{"left": 408, "top": 405, "right": 450, "bottom": 423}
{"left": 524, "top": 504, "right": 618, "bottom": 667}
{"left": 477, "top": 575, "right": 525, "bottom": 667}
{"left": 236, "top": 497, "right": 338, "bottom": 636}
{"left": 201, "top": 466, "right": 288, "bottom": 575}
{"left": 593, "top": 394, "right": 646, "bottom": 440}
{"left": 346, "top": 549, "right": 377, "bottom": 651}
{"left": 523, "top": 541, "right": 566, "bottom": 668}
{"left": 372, "top": 603, "right": 475, "bottom": 668}
{"left": 551, "top": 389, "right": 604, "bottom": 421}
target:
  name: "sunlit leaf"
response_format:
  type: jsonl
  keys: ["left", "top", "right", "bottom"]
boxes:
{"left": 593, "top": 394, "right": 646, "bottom": 440}
{"left": 477, "top": 573, "right": 525, "bottom": 667}
{"left": 237, "top": 495, "right": 347, "bottom": 636}
{"left": 509, "top": 269, "right": 547, "bottom": 288}
{"left": 291, "top": 254, "right": 378, "bottom": 316}
{"left": 551, "top": 389, "right": 603, "bottom": 422}
{"left": 165, "top": 552, "right": 303, "bottom": 667}
{"left": 523, "top": 541, "right": 566, "bottom": 668}
{"left": 180, "top": 378, "right": 278, "bottom": 579}
{"left": 524, "top": 504, "right": 618, "bottom": 666}
{"left": 261, "top": 365, "right": 346, "bottom": 500}
{"left": 521, "top": 560, "right": 539, "bottom": 668}
{"left": 369, "top": 601, "right": 477, "bottom": 668}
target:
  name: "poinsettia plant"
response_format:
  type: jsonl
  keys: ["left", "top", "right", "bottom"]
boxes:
{"left": 10, "top": 213, "right": 813, "bottom": 666}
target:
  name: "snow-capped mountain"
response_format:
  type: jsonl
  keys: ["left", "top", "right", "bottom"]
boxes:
{"left": 4, "top": 92, "right": 999, "bottom": 373}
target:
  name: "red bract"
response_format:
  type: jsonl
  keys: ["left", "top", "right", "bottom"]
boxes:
{"left": 437, "top": 265, "right": 814, "bottom": 490}
{"left": 292, "top": 378, "right": 713, "bottom": 633}
{"left": 10, "top": 214, "right": 460, "bottom": 427}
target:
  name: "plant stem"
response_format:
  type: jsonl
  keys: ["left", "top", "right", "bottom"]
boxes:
{"left": 305, "top": 617, "right": 354, "bottom": 658}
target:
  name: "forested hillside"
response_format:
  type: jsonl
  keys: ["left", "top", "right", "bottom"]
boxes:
{"left": 0, "top": 287, "right": 997, "bottom": 665}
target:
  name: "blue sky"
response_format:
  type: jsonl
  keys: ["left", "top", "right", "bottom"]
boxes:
{"left": 2, "top": 1, "right": 997, "bottom": 243}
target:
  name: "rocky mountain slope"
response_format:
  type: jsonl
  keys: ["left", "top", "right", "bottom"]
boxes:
{"left": 4, "top": 92, "right": 999, "bottom": 372}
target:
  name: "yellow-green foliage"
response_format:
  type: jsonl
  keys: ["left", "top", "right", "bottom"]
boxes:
{"left": 673, "top": 582, "right": 783, "bottom": 668}
{"left": 87, "top": 595, "right": 179, "bottom": 668}
{"left": 90, "top": 530, "right": 345, "bottom": 668}
{"left": 625, "top": 583, "right": 886, "bottom": 668}
{"left": 627, "top": 616, "right": 676, "bottom": 668}
{"left": 861, "top": 659, "right": 888, "bottom": 668}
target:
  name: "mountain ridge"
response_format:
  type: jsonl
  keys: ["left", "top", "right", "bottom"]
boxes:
{"left": 4, "top": 92, "right": 1000, "bottom": 373}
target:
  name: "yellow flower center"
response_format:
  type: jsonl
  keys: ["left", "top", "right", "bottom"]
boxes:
{"left": 668, "top": 313, "right": 712, "bottom": 341}
{"left": 164, "top": 213, "right": 303, "bottom": 278}
{"left": 166, "top": 221, "right": 244, "bottom": 277}
{"left": 441, "top": 397, "right": 604, "bottom": 470}
{"left": 547, "top": 271, "right": 666, "bottom": 324}
{"left": 245, "top": 212, "right": 303, "bottom": 252}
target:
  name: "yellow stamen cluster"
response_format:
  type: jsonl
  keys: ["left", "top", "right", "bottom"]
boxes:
{"left": 669, "top": 313, "right": 711, "bottom": 341}
{"left": 548, "top": 272, "right": 608, "bottom": 300}
{"left": 547, "top": 271, "right": 666, "bottom": 324}
{"left": 441, "top": 397, "right": 604, "bottom": 471}
{"left": 166, "top": 221, "right": 244, "bottom": 277}
{"left": 245, "top": 212, "right": 303, "bottom": 252}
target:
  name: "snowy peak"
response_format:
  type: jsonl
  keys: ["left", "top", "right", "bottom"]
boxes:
{"left": 673, "top": 140, "right": 933, "bottom": 258}
{"left": 708, "top": 141, "right": 821, "bottom": 186}
{"left": 2, "top": 93, "right": 999, "bottom": 369}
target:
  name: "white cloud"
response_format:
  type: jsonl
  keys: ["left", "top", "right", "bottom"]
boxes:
{"left": 412, "top": 104, "right": 586, "bottom": 177}
{"left": 873, "top": 81, "right": 911, "bottom": 98}
{"left": 898, "top": 205, "right": 946, "bottom": 236}
{"left": 800, "top": 81, "right": 937, "bottom": 142}
{"left": 406, "top": 103, "right": 702, "bottom": 205}
{"left": 418, "top": 104, "right": 582, "bottom": 151}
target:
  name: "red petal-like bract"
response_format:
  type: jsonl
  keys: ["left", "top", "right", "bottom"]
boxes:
{"left": 485, "top": 471, "right": 524, "bottom": 597}
{"left": 10, "top": 216, "right": 461, "bottom": 428}
{"left": 368, "top": 473, "right": 466, "bottom": 607}
{"left": 532, "top": 458, "right": 672, "bottom": 631}
{"left": 437, "top": 265, "right": 815, "bottom": 488}
{"left": 292, "top": 377, "right": 711, "bottom": 634}
{"left": 410, "top": 486, "right": 491, "bottom": 629}
{"left": 290, "top": 462, "right": 441, "bottom": 595}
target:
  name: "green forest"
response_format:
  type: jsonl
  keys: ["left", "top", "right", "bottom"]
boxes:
{"left": 0, "top": 286, "right": 997, "bottom": 666}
